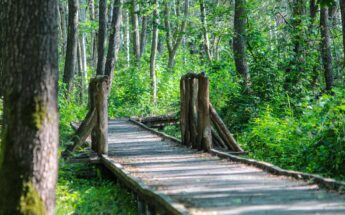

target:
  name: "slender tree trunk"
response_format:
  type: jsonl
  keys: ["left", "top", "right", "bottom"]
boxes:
{"left": 77, "top": 42, "right": 85, "bottom": 103}
{"left": 140, "top": 15, "right": 148, "bottom": 57}
{"left": 89, "top": 0, "right": 98, "bottom": 68}
{"left": 63, "top": 0, "right": 79, "bottom": 92}
{"left": 150, "top": 0, "right": 159, "bottom": 103}
{"left": 310, "top": 0, "right": 318, "bottom": 20}
{"left": 97, "top": 0, "right": 107, "bottom": 75}
{"left": 0, "top": 0, "right": 59, "bottom": 214}
{"left": 340, "top": 0, "right": 345, "bottom": 62}
{"left": 233, "top": 0, "right": 251, "bottom": 92}
{"left": 131, "top": 0, "right": 141, "bottom": 63}
{"left": 320, "top": 7, "right": 334, "bottom": 91}
{"left": 199, "top": 0, "right": 212, "bottom": 61}
{"left": 59, "top": 2, "right": 68, "bottom": 55}
{"left": 79, "top": 0, "right": 87, "bottom": 80}
{"left": 105, "top": 0, "right": 123, "bottom": 87}
{"left": 292, "top": 0, "right": 306, "bottom": 62}
{"left": 164, "top": 0, "right": 189, "bottom": 69}
{"left": 124, "top": 9, "right": 131, "bottom": 67}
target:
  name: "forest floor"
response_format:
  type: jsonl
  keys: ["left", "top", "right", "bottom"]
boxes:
{"left": 56, "top": 161, "right": 137, "bottom": 214}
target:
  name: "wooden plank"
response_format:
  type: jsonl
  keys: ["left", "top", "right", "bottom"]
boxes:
{"left": 210, "top": 103, "right": 244, "bottom": 152}
{"left": 104, "top": 120, "right": 345, "bottom": 214}
{"left": 100, "top": 154, "right": 191, "bottom": 215}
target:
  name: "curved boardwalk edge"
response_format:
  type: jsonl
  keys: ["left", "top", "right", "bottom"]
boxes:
{"left": 100, "top": 154, "right": 191, "bottom": 215}
{"left": 129, "top": 118, "right": 345, "bottom": 194}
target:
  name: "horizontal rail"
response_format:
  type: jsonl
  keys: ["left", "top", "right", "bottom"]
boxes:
{"left": 130, "top": 118, "right": 345, "bottom": 194}
{"left": 211, "top": 149, "right": 345, "bottom": 193}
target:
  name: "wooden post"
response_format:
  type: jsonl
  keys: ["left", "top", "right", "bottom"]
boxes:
{"left": 190, "top": 78, "right": 199, "bottom": 149}
{"left": 96, "top": 76, "right": 109, "bottom": 155}
{"left": 197, "top": 74, "right": 212, "bottom": 151}
{"left": 184, "top": 77, "right": 191, "bottom": 147}
{"left": 180, "top": 78, "right": 187, "bottom": 145}
{"left": 90, "top": 76, "right": 109, "bottom": 155}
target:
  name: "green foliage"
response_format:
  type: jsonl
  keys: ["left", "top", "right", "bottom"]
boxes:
{"left": 56, "top": 162, "right": 136, "bottom": 215}
{"left": 58, "top": 83, "right": 88, "bottom": 147}
{"left": 239, "top": 89, "right": 345, "bottom": 180}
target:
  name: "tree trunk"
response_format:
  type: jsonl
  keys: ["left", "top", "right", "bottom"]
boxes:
{"left": 63, "top": 0, "right": 79, "bottom": 92}
{"left": 150, "top": 0, "right": 159, "bottom": 103}
{"left": 105, "top": 0, "right": 123, "bottom": 86}
{"left": 320, "top": 7, "right": 334, "bottom": 91}
{"left": 233, "top": 0, "right": 251, "bottom": 92}
{"left": 132, "top": 0, "right": 141, "bottom": 63}
{"left": 140, "top": 15, "right": 148, "bottom": 57}
{"left": 340, "top": 0, "right": 345, "bottom": 63}
{"left": 88, "top": 0, "right": 97, "bottom": 68}
{"left": 124, "top": 9, "right": 131, "bottom": 67}
{"left": 59, "top": 2, "right": 68, "bottom": 55}
{"left": 164, "top": 0, "right": 189, "bottom": 69}
{"left": 199, "top": 0, "right": 212, "bottom": 61}
{"left": 96, "top": 0, "right": 107, "bottom": 75}
{"left": 292, "top": 0, "right": 306, "bottom": 63}
{"left": 0, "top": 0, "right": 59, "bottom": 214}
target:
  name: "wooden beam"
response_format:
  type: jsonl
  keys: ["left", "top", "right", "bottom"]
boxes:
{"left": 210, "top": 104, "right": 244, "bottom": 152}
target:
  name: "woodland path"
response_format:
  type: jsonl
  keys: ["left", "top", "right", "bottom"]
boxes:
{"left": 100, "top": 119, "right": 345, "bottom": 215}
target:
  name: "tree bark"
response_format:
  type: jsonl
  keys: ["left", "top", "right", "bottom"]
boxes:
{"left": 320, "top": 7, "right": 334, "bottom": 91}
{"left": 59, "top": 1, "right": 68, "bottom": 55}
{"left": 233, "top": 0, "right": 251, "bottom": 92}
{"left": 0, "top": 0, "right": 59, "bottom": 214}
{"left": 132, "top": 0, "right": 141, "bottom": 63}
{"left": 63, "top": 0, "right": 79, "bottom": 92}
{"left": 105, "top": 0, "right": 123, "bottom": 86}
{"left": 164, "top": 0, "right": 189, "bottom": 69}
{"left": 340, "top": 0, "right": 345, "bottom": 62}
{"left": 140, "top": 15, "right": 148, "bottom": 57}
{"left": 197, "top": 75, "right": 212, "bottom": 151}
{"left": 150, "top": 0, "right": 159, "bottom": 104}
{"left": 199, "top": 0, "right": 212, "bottom": 61}
{"left": 96, "top": 0, "right": 107, "bottom": 75}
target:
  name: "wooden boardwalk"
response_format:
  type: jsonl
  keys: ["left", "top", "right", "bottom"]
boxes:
{"left": 101, "top": 120, "right": 345, "bottom": 215}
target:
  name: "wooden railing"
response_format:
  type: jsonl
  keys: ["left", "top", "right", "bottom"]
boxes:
{"left": 65, "top": 73, "right": 243, "bottom": 156}
{"left": 180, "top": 72, "right": 244, "bottom": 153}
{"left": 65, "top": 76, "right": 109, "bottom": 156}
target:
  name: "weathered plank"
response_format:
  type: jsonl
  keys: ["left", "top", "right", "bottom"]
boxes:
{"left": 103, "top": 120, "right": 345, "bottom": 215}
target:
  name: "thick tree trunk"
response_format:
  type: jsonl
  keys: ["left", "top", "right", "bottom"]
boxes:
{"left": 132, "top": 0, "right": 141, "bottom": 63}
{"left": 199, "top": 0, "right": 212, "bottom": 61}
{"left": 233, "top": 0, "right": 251, "bottom": 92}
{"left": 0, "top": 0, "right": 59, "bottom": 214}
{"left": 320, "top": 7, "right": 334, "bottom": 91}
{"left": 340, "top": 0, "right": 345, "bottom": 62}
{"left": 105, "top": 0, "right": 123, "bottom": 86}
{"left": 97, "top": 0, "right": 107, "bottom": 75}
{"left": 150, "top": 0, "right": 159, "bottom": 103}
{"left": 63, "top": 0, "right": 79, "bottom": 92}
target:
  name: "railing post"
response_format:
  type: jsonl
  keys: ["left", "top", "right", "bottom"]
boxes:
{"left": 180, "top": 72, "right": 212, "bottom": 151}
{"left": 91, "top": 76, "right": 109, "bottom": 155}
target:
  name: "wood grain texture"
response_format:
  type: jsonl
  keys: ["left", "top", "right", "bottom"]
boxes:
{"left": 103, "top": 120, "right": 345, "bottom": 214}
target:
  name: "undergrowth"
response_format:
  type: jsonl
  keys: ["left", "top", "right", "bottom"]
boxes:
{"left": 56, "top": 162, "right": 136, "bottom": 215}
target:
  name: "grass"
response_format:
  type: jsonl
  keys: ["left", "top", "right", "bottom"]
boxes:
{"left": 56, "top": 161, "right": 137, "bottom": 215}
